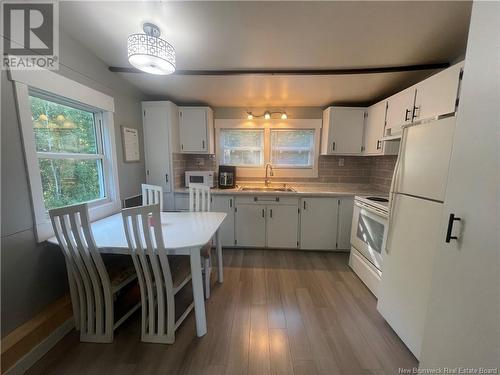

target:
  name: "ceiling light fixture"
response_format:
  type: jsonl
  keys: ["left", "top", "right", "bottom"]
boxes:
{"left": 127, "top": 23, "right": 175, "bottom": 75}
{"left": 246, "top": 111, "right": 288, "bottom": 120}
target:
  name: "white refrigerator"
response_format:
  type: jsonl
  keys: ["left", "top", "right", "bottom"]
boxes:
{"left": 377, "top": 116, "right": 456, "bottom": 360}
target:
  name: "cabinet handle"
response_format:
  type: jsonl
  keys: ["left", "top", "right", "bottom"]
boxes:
{"left": 262, "top": 209, "right": 265, "bottom": 218}
{"left": 332, "top": 141, "right": 336, "bottom": 151}
{"left": 270, "top": 209, "right": 273, "bottom": 218}
{"left": 202, "top": 140, "right": 205, "bottom": 149}
{"left": 405, "top": 109, "right": 412, "bottom": 122}
{"left": 303, "top": 201, "right": 306, "bottom": 210}
{"left": 181, "top": 144, "right": 184, "bottom": 150}
{"left": 445, "top": 213, "right": 461, "bottom": 243}
{"left": 229, "top": 199, "right": 232, "bottom": 208}
{"left": 412, "top": 106, "right": 420, "bottom": 121}
{"left": 165, "top": 174, "right": 168, "bottom": 183}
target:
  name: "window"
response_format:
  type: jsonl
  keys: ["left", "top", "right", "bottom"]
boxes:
{"left": 11, "top": 68, "right": 119, "bottom": 242}
{"left": 215, "top": 118, "right": 322, "bottom": 179}
{"left": 220, "top": 129, "right": 264, "bottom": 166}
{"left": 270, "top": 129, "right": 315, "bottom": 168}
{"left": 30, "top": 94, "right": 106, "bottom": 210}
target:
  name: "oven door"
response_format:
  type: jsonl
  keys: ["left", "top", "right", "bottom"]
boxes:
{"left": 350, "top": 201, "right": 388, "bottom": 270}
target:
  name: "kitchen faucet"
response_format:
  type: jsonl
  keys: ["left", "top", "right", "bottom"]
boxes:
{"left": 264, "top": 163, "right": 274, "bottom": 186}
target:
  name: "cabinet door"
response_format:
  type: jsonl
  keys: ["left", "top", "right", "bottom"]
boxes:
{"left": 266, "top": 205, "right": 299, "bottom": 248}
{"left": 414, "top": 62, "right": 463, "bottom": 122}
{"left": 212, "top": 195, "right": 235, "bottom": 247}
{"left": 143, "top": 105, "right": 172, "bottom": 193}
{"left": 363, "top": 101, "right": 387, "bottom": 155}
{"left": 337, "top": 197, "right": 354, "bottom": 249}
{"left": 179, "top": 107, "right": 207, "bottom": 153}
{"left": 300, "top": 198, "right": 338, "bottom": 250}
{"left": 385, "top": 87, "right": 416, "bottom": 136}
{"left": 330, "top": 107, "right": 365, "bottom": 154}
{"left": 235, "top": 204, "right": 266, "bottom": 247}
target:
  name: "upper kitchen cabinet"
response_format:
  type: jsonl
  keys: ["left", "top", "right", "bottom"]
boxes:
{"left": 385, "top": 86, "right": 416, "bottom": 137}
{"left": 321, "top": 107, "right": 366, "bottom": 155}
{"left": 363, "top": 100, "right": 399, "bottom": 156}
{"left": 413, "top": 61, "right": 464, "bottom": 122}
{"left": 179, "top": 106, "right": 215, "bottom": 154}
{"left": 142, "top": 101, "right": 180, "bottom": 210}
{"left": 384, "top": 62, "right": 464, "bottom": 137}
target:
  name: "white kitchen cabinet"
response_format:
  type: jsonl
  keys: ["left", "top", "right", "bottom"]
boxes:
{"left": 266, "top": 205, "right": 299, "bottom": 248}
{"left": 363, "top": 101, "right": 400, "bottom": 156}
{"left": 178, "top": 106, "right": 214, "bottom": 154}
{"left": 211, "top": 195, "right": 235, "bottom": 247}
{"left": 385, "top": 86, "right": 416, "bottom": 137}
{"left": 142, "top": 101, "right": 180, "bottom": 210}
{"left": 321, "top": 107, "right": 366, "bottom": 155}
{"left": 337, "top": 197, "right": 354, "bottom": 249}
{"left": 299, "top": 197, "right": 339, "bottom": 250}
{"left": 234, "top": 204, "right": 266, "bottom": 247}
{"left": 413, "top": 62, "right": 463, "bottom": 122}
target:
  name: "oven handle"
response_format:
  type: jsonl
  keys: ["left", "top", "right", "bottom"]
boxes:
{"left": 354, "top": 201, "right": 388, "bottom": 218}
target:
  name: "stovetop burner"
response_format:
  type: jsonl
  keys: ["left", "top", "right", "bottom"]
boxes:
{"left": 366, "top": 196, "right": 389, "bottom": 203}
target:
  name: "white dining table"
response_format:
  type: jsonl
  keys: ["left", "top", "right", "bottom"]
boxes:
{"left": 47, "top": 211, "right": 226, "bottom": 338}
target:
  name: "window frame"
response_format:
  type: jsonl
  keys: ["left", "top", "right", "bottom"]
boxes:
{"left": 10, "top": 69, "right": 120, "bottom": 242}
{"left": 215, "top": 119, "right": 322, "bottom": 179}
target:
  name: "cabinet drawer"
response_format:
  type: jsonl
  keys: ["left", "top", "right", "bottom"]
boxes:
{"left": 235, "top": 195, "right": 298, "bottom": 205}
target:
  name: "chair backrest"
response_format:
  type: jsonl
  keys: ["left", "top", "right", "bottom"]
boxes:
{"left": 142, "top": 183, "right": 163, "bottom": 209}
{"left": 49, "top": 203, "right": 112, "bottom": 337}
{"left": 188, "top": 183, "right": 211, "bottom": 212}
{"left": 121, "top": 204, "right": 174, "bottom": 336}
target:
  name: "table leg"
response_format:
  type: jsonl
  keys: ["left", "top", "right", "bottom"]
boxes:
{"left": 215, "top": 229, "right": 224, "bottom": 283}
{"left": 190, "top": 248, "right": 207, "bottom": 337}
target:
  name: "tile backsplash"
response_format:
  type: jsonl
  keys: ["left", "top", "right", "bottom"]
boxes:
{"left": 173, "top": 153, "right": 397, "bottom": 194}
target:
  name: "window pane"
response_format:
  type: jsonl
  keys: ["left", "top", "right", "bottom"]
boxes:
{"left": 221, "top": 129, "right": 264, "bottom": 166}
{"left": 30, "top": 95, "right": 98, "bottom": 154}
{"left": 271, "top": 130, "right": 315, "bottom": 167}
{"left": 39, "top": 158, "right": 104, "bottom": 210}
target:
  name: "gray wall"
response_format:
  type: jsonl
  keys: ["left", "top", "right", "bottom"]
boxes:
{"left": 1, "top": 32, "right": 146, "bottom": 336}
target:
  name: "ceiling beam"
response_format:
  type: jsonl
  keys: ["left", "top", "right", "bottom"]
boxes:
{"left": 108, "top": 62, "right": 449, "bottom": 76}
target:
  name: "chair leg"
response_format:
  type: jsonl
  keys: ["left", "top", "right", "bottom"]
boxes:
{"left": 204, "top": 256, "right": 211, "bottom": 300}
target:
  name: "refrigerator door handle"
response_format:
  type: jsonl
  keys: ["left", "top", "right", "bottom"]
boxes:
{"left": 386, "top": 127, "right": 409, "bottom": 254}
{"left": 445, "top": 213, "right": 461, "bottom": 243}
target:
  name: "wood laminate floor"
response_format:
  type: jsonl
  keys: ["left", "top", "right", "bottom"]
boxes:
{"left": 27, "top": 249, "right": 417, "bottom": 375}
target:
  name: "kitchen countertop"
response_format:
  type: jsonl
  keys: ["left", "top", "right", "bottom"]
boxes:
{"left": 174, "top": 183, "right": 387, "bottom": 198}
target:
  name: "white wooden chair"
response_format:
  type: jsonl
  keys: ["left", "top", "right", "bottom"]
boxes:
{"left": 49, "top": 203, "right": 140, "bottom": 343}
{"left": 142, "top": 183, "right": 163, "bottom": 209}
{"left": 188, "top": 183, "right": 213, "bottom": 299}
{"left": 121, "top": 204, "right": 194, "bottom": 344}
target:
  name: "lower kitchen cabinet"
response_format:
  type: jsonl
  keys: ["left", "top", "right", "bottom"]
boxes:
{"left": 234, "top": 204, "right": 266, "bottom": 247}
{"left": 267, "top": 205, "right": 299, "bottom": 248}
{"left": 299, "top": 197, "right": 354, "bottom": 250}
{"left": 337, "top": 197, "right": 354, "bottom": 249}
{"left": 300, "top": 197, "right": 339, "bottom": 250}
{"left": 211, "top": 195, "right": 235, "bottom": 247}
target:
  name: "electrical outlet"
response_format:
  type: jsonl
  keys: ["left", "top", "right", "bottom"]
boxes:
{"left": 338, "top": 157, "right": 345, "bottom": 167}
{"left": 196, "top": 157, "right": 205, "bottom": 167}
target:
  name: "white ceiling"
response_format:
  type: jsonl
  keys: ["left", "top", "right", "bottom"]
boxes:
{"left": 60, "top": 1, "right": 472, "bottom": 107}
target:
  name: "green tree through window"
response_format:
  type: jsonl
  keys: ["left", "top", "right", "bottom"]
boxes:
{"left": 30, "top": 95, "right": 105, "bottom": 210}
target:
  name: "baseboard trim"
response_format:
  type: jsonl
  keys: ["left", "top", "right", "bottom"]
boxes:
{"left": 4, "top": 318, "right": 74, "bottom": 375}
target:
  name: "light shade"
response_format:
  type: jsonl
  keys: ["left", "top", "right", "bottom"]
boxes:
{"left": 127, "top": 24, "right": 175, "bottom": 75}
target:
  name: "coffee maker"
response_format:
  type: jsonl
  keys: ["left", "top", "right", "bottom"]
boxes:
{"left": 218, "top": 165, "right": 236, "bottom": 189}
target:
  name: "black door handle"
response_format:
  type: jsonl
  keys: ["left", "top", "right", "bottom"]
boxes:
{"left": 405, "top": 109, "right": 412, "bottom": 122}
{"left": 445, "top": 213, "right": 461, "bottom": 243}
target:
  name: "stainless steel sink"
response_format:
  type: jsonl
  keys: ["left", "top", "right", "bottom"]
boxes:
{"left": 239, "top": 185, "right": 296, "bottom": 192}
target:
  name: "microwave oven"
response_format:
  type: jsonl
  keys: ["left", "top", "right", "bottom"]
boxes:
{"left": 185, "top": 171, "right": 215, "bottom": 188}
